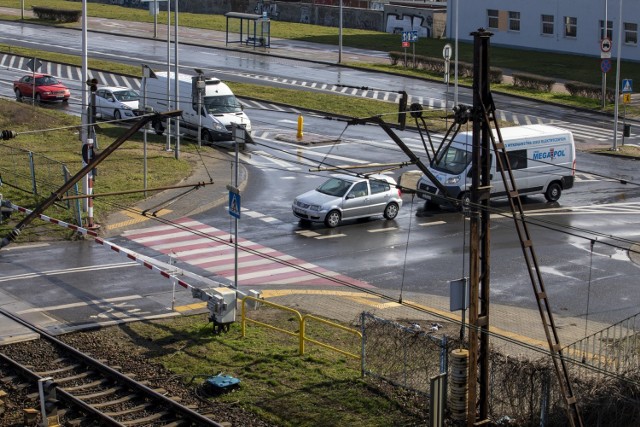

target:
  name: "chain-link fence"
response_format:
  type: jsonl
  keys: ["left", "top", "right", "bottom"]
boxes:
{"left": 360, "top": 312, "right": 448, "bottom": 395}
{"left": 0, "top": 143, "right": 82, "bottom": 225}
{"left": 359, "top": 310, "right": 640, "bottom": 426}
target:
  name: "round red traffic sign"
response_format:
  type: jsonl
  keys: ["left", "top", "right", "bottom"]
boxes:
{"left": 601, "top": 38, "right": 612, "bottom": 52}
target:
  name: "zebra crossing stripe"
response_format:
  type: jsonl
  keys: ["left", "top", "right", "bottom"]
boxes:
{"left": 124, "top": 218, "right": 374, "bottom": 288}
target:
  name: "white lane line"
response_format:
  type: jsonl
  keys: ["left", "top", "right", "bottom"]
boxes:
{"left": 418, "top": 220, "right": 447, "bottom": 227}
{"left": 368, "top": 227, "right": 398, "bottom": 233}
{"left": 17, "top": 295, "right": 143, "bottom": 314}
{"left": 0, "top": 262, "right": 137, "bottom": 282}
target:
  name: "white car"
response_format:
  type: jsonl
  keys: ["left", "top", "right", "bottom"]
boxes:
{"left": 292, "top": 174, "right": 403, "bottom": 228}
{"left": 93, "top": 86, "right": 141, "bottom": 120}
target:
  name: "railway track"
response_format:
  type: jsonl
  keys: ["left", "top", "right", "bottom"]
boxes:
{"left": 0, "top": 308, "right": 224, "bottom": 426}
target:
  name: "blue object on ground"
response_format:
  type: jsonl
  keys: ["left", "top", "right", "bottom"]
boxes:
{"left": 206, "top": 374, "right": 241, "bottom": 389}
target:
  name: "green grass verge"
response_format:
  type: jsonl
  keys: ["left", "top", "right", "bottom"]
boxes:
{"left": 98, "top": 309, "right": 427, "bottom": 426}
{"left": 0, "top": 100, "right": 193, "bottom": 242}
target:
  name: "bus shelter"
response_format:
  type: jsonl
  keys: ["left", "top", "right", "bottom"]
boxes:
{"left": 225, "top": 12, "right": 271, "bottom": 49}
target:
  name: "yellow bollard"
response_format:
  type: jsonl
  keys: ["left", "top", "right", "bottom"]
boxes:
{"left": 297, "top": 114, "right": 304, "bottom": 139}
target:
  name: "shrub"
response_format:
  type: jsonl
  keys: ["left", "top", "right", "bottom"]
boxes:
{"left": 32, "top": 7, "right": 81, "bottom": 23}
{"left": 512, "top": 73, "right": 555, "bottom": 92}
{"left": 565, "top": 81, "right": 615, "bottom": 102}
{"left": 388, "top": 52, "right": 503, "bottom": 84}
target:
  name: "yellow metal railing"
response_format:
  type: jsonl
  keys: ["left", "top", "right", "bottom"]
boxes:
{"left": 241, "top": 296, "right": 362, "bottom": 359}
{"left": 302, "top": 314, "right": 362, "bottom": 359}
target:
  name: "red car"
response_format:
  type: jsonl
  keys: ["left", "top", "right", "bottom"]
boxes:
{"left": 14, "top": 74, "right": 71, "bottom": 103}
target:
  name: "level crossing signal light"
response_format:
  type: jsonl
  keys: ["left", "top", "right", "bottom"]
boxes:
{"left": 1, "top": 130, "right": 16, "bottom": 140}
{"left": 81, "top": 143, "right": 96, "bottom": 165}
{"left": 86, "top": 78, "right": 98, "bottom": 92}
{"left": 38, "top": 377, "right": 60, "bottom": 427}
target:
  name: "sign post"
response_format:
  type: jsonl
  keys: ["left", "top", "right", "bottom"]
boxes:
{"left": 401, "top": 31, "right": 418, "bottom": 67}
{"left": 443, "top": 43, "right": 452, "bottom": 129}
{"left": 600, "top": 37, "right": 612, "bottom": 107}
{"left": 621, "top": 79, "right": 633, "bottom": 145}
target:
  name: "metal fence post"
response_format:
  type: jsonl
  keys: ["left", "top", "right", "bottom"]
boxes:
{"left": 361, "top": 312, "right": 366, "bottom": 377}
{"left": 28, "top": 151, "right": 37, "bottom": 197}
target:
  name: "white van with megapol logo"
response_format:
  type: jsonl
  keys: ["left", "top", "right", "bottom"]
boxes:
{"left": 416, "top": 124, "right": 576, "bottom": 207}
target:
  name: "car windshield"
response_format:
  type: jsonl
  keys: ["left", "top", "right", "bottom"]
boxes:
{"left": 35, "top": 76, "right": 60, "bottom": 86}
{"left": 431, "top": 145, "right": 471, "bottom": 175}
{"left": 113, "top": 90, "right": 139, "bottom": 102}
{"left": 203, "top": 95, "right": 242, "bottom": 114}
{"left": 316, "top": 178, "right": 353, "bottom": 197}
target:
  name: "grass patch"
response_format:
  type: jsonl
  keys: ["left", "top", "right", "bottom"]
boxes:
{"left": 0, "top": 99, "right": 193, "bottom": 242}
{"left": 589, "top": 144, "right": 640, "bottom": 158}
{"left": 106, "top": 308, "right": 428, "bottom": 426}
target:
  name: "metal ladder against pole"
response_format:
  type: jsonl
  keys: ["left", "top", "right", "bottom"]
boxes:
{"left": 480, "top": 101, "right": 584, "bottom": 427}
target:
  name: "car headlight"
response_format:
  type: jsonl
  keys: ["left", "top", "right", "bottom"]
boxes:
{"left": 210, "top": 119, "right": 226, "bottom": 132}
{"left": 445, "top": 175, "right": 461, "bottom": 185}
{"left": 309, "top": 205, "right": 321, "bottom": 211}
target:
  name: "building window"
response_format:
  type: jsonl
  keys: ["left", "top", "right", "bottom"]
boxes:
{"left": 487, "top": 9, "right": 499, "bottom": 29}
{"left": 509, "top": 11, "right": 521, "bottom": 32}
{"left": 564, "top": 16, "right": 577, "bottom": 38}
{"left": 624, "top": 22, "right": 638, "bottom": 45}
{"left": 541, "top": 14, "right": 554, "bottom": 35}
{"left": 600, "top": 20, "right": 613, "bottom": 40}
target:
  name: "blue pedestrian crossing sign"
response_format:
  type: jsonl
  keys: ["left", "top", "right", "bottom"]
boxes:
{"left": 622, "top": 79, "right": 633, "bottom": 93}
{"left": 228, "top": 191, "right": 241, "bottom": 219}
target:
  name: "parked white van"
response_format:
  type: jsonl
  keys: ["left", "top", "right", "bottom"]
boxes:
{"left": 145, "top": 71, "right": 252, "bottom": 144}
{"left": 416, "top": 124, "right": 576, "bottom": 207}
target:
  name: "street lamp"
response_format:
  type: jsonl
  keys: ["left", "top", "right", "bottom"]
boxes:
{"left": 81, "top": 0, "right": 89, "bottom": 213}
{"left": 338, "top": 0, "right": 343, "bottom": 64}
{"left": 612, "top": 0, "right": 623, "bottom": 151}
{"left": 174, "top": 0, "right": 180, "bottom": 160}
{"left": 142, "top": 64, "right": 157, "bottom": 196}
{"left": 454, "top": 0, "right": 459, "bottom": 106}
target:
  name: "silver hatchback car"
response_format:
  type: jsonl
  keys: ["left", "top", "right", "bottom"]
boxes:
{"left": 292, "top": 174, "right": 403, "bottom": 228}
{"left": 93, "top": 86, "right": 141, "bottom": 120}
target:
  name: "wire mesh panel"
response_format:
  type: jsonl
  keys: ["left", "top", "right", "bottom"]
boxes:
{"left": 361, "top": 312, "right": 447, "bottom": 395}
{"left": 562, "top": 311, "right": 640, "bottom": 377}
{"left": 0, "top": 143, "right": 81, "bottom": 224}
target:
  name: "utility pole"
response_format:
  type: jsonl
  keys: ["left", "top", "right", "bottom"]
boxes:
{"left": 466, "top": 28, "right": 492, "bottom": 427}
{"left": 174, "top": 0, "right": 180, "bottom": 160}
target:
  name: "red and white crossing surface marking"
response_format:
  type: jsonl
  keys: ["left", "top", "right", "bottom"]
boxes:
{"left": 122, "top": 218, "right": 374, "bottom": 288}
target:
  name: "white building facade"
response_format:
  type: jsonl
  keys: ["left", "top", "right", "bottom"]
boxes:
{"left": 446, "top": 0, "right": 639, "bottom": 61}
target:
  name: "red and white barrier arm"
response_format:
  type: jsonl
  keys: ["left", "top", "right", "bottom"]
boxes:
{"left": 8, "top": 203, "right": 191, "bottom": 290}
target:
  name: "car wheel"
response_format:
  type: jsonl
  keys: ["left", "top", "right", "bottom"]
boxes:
{"left": 114, "top": 110, "right": 122, "bottom": 120}
{"left": 202, "top": 129, "right": 214, "bottom": 145}
{"left": 15, "top": 89, "right": 22, "bottom": 101}
{"left": 544, "top": 182, "right": 562, "bottom": 202}
{"left": 324, "top": 210, "right": 341, "bottom": 228}
{"left": 35, "top": 93, "right": 42, "bottom": 103}
{"left": 152, "top": 118, "right": 165, "bottom": 135}
{"left": 458, "top": 192, "right": 471, "bottom": 212}
{"left": 383, "top": 202, "right": 399, "bottom": 220}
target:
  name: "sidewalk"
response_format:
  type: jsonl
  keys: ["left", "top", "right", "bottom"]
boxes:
{"left": 0, "top": 8, "right": 619, "bottom": 359}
